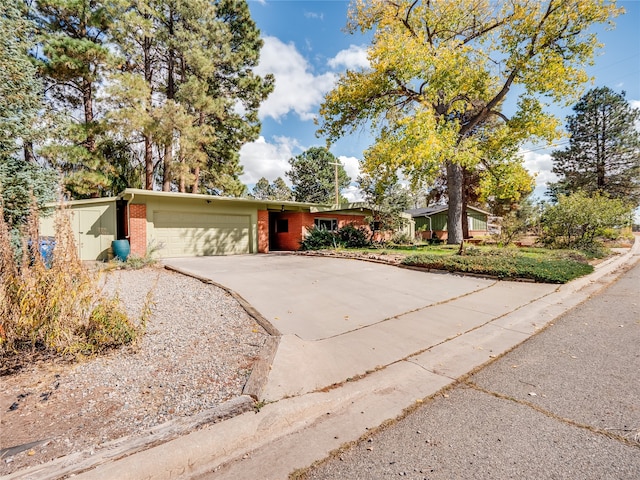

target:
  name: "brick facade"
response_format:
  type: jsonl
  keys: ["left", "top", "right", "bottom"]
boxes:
{"left": 269, "top": 212, "right": 370, "bottom": 251}
{"left": 128, "top": 204, "right": 147, "bottom": 257}
{"left": 258, "top": 210, "right": 269, "bottom": 253}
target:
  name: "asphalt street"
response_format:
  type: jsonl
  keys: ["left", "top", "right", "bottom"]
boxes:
{"left": 302, "top": 260, "right": 640, "bottom": 480}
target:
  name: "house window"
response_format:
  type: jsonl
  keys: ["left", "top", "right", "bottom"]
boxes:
{"left": 276, "top": 219, "right": 289, "bottom": 233}
{"left": 314, "top": 218, "right": 337, "bottom": 231}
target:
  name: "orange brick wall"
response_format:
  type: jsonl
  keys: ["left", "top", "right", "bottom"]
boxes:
{"left": 128, "top": 204, "right": 147, "bottom": 257}
{"left": 271, "top": 212, "right": 370, "bottom": 251}
{"left": 271, "top": 212, "right": 310, "bottom": 251}
{"left": 258, "top": 210, "right": 269, "bottom": 253}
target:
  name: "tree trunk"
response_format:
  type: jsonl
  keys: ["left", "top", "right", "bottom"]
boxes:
{"left": 446, "top": 160, "right": 464, "bottom": 244}
{"left": 81, "top": 78, "right": 95, "bottom": 153}
{"left": 191, "top": 110, "right": 205, "bottom": 193}
{"left": 191, "top": 165, "right": 200, "bottom": 193}
{"left": 179, "top": 158, "right": 186, "bottom": 193}
{"left": 144, "top": 34, "right": 154, "bottom": 190}
{"left": 162, "top": 143, "right": 172, "bottom": 191}
{"left": 462, "top": 168, "right": 470, "bottom": 239}
{"left": 144, "top": 134, "right": 154, "bottom": 190}
{"left": 24, "top": 141, "right": 35, "bottom": 163}
{"left": 162, "top": 9, "right": 176, "bottom": 193}
{"left": 597, "top": 104, "right": 606, "bottom": 190}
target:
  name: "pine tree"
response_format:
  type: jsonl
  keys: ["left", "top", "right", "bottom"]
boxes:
{"left": 0, "top": 0, "right": 43, "bottom": 161}
{"left": 31, "top": 0, "right": 121, "bottom": 198}
{"left": 549, "top": 87, "right": 640, "bottom": 206}
{"left": 286, "top": 147, "right": 350, "bottom": 204}
{"left": 108, "top": 0, "right": 273, "bottom": 195}
{"left": 251, "top": 177, "right": 272, "bottom": 200}
{"left": 271, "top": 177, "right": 293, "bottom": 201}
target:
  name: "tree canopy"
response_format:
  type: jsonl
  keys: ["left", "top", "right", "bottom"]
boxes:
{"left": 548, "top": 87, "right": 640, "bottom": 206}
{"left": 286, "top": 147, "right": 351, "bottom": 204}
{"left": 318, "top": 0, "right": 621, "bottom": 244}
{"left": 0, "top": 0, "right": 43, "bottom": 162}
{"left": 251, "top": 176, "right": 293, "bottom": 201}
{"left": 18, "top": 0, "right": 273, "bottom": 199}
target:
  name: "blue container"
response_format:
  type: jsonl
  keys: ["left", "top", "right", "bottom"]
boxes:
{"left": 39, "top": 237, "right": 56, "bottom": 268}
{"left": 112, "top": 239, "right": 130, "bottom": 261}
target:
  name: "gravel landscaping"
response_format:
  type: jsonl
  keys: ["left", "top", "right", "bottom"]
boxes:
{"left": 0, "top": 266, "right": 269, "bottom": 476}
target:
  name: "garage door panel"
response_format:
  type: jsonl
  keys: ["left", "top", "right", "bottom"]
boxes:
{"left": 153, "top": 212, "right": 250, "bottom": 257}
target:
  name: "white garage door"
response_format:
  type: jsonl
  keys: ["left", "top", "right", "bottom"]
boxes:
{"left": 153, "top": 211, "right": 250, "bottom": 257}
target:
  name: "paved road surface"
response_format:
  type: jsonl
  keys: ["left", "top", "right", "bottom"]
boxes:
{"left": 302, "top": 261, "right": 640, "bottom": 480}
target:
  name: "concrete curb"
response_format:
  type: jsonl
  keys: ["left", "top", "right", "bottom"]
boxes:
{"left": 3, "top": 396, "right": 255, "bottom": 480}
{"left": 162, "top": 264, "right": 281, "bottom": 402}
{"left": 163, "top": 264, "right": 281, "bottom": 337}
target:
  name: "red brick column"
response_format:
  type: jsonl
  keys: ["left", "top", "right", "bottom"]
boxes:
{"left": 258, "top": 210, "right": 269, "bottom": 253}
{"left": 128, "top": 204, "right": 147, "bottom": 257}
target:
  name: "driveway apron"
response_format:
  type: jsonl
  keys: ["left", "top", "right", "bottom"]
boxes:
{"left": 164, "top": 254, "right": 558, "bottom": 400}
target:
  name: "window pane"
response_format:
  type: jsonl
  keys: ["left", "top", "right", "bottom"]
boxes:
{"left": 276, "top": 219, "right": 288, "bottom": 232}
{"left": 314, "top": 218, "right": 337, "bottom": 231}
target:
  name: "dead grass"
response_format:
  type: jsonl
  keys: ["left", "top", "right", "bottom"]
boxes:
{"left": 0, "top": 201, "right": 149, "bottom": 370}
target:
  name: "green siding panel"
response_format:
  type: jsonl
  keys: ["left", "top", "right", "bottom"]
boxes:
{"left": 39, "top": 201, "right": 116, "bottom": 261}
{"left": 153, "top": 211, "right": 251, "bottom": 257}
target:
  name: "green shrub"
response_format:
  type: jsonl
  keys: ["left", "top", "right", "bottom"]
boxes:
{"left": 402, "top": 252, "right": 593, "bottom": 283}
{"left": 300, "top": 224, "right": 371, "bottom": 250}
{"left": 300, "top": 226, "right": 337, "bottom": 250}
{"left": 389, "top": 232, "right": 414, "bottom": 246}
{"left": 336, "top": 224, "right": 370, "bottom": 248}
{"left": 539, "top": 192, "right": 634, "bottom": 248}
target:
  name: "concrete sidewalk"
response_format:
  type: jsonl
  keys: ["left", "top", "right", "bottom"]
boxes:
{"left": 15, "top": 240, "right": 638, "bottom": 480}
{"left": 303, "top": 258, "right": 640, "bottom": 479}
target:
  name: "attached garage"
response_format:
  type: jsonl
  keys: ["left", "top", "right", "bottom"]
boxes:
{"left": 152, "top": 211, "right": 251, "bottom": 256}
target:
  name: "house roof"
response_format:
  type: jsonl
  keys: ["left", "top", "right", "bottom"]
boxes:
{"left": 406, "top": 205, "right": 490, "bottom": 218}
{"left": 117, "top": 188, "right": 322, "bottom": 211}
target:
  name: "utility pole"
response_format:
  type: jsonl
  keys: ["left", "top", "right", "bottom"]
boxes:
{"left": 329, "top": 161, "right": 340, "bottom": 206}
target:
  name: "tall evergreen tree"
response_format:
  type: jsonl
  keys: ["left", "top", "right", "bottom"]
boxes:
{"left": 32, "top": 0, "right": 119, "bottom": 197}
{"left": 251, "top": 176, "right": 293, "bottom": 201}
{"left": 548, "top": 87, "right": 640, "bottom": 206}
{"left": 109, "top": 0, "right": 272, "bottom": 195}
{"left": 251, "top": 177, "right": 272, "bottom": 200}
{"left": 271, "top": 177, "right": 293, "bottom": 201}
{"left": 0, "top": 0, "right": 43, "bottom": 161}
{"left": 286, "top": 147, "right": 350, "bottom": 204}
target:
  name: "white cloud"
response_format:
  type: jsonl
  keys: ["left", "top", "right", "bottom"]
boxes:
{"left": 239, "top": 136, "right": 301, "bottom": 186}
{"left": 522, "top": 150, "right": 557, "bottom": 186}
{"left": 342, "top": 184, "right": 364, "bottom": 203}
{"left": 255, "top": 36, "right": 336, "bottom": 122}
{"left": 337, "top": 155, "right": 364, "bottom": 202}
{"left": 631, "top": 99, "right": 640, "bottom": 131}
{"left": 304, "top": 11, "right": 324, "bottom": 20}
{"left": 338, "top": 155, "right": 362, "bottom": 183}
{"left": 327, "top": 44, "right": 370, "bottom": 70}
{"left": 521, "top": 150, "right": 557, "bottom": 200}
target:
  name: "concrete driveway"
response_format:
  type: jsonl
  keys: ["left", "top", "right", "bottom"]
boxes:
{"left": 165, "top": 254, "right": 497, "bottom": 340}
{"left": 164, "top": 254, "right": 558, "bottom": 400}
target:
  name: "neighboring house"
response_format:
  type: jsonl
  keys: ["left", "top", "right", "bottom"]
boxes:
{"left": 407, "top": 205, "right": 490, "bottom": 241}
{"left": 41, "top": 189, "right": 414, "bottom": 261}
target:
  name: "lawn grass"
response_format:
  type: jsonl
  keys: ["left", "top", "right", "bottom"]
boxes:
{"left": 347, "top": 244, "right": 597, "bottom": 283}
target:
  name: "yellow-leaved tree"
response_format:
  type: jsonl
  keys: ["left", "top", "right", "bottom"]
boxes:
{"left": 318, "top": 0, "right": 622, "bottom": 244}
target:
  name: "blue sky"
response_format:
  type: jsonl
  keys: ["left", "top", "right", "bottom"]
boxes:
{"left": 240, "top": 0, "right": 640, "bottom": 203}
